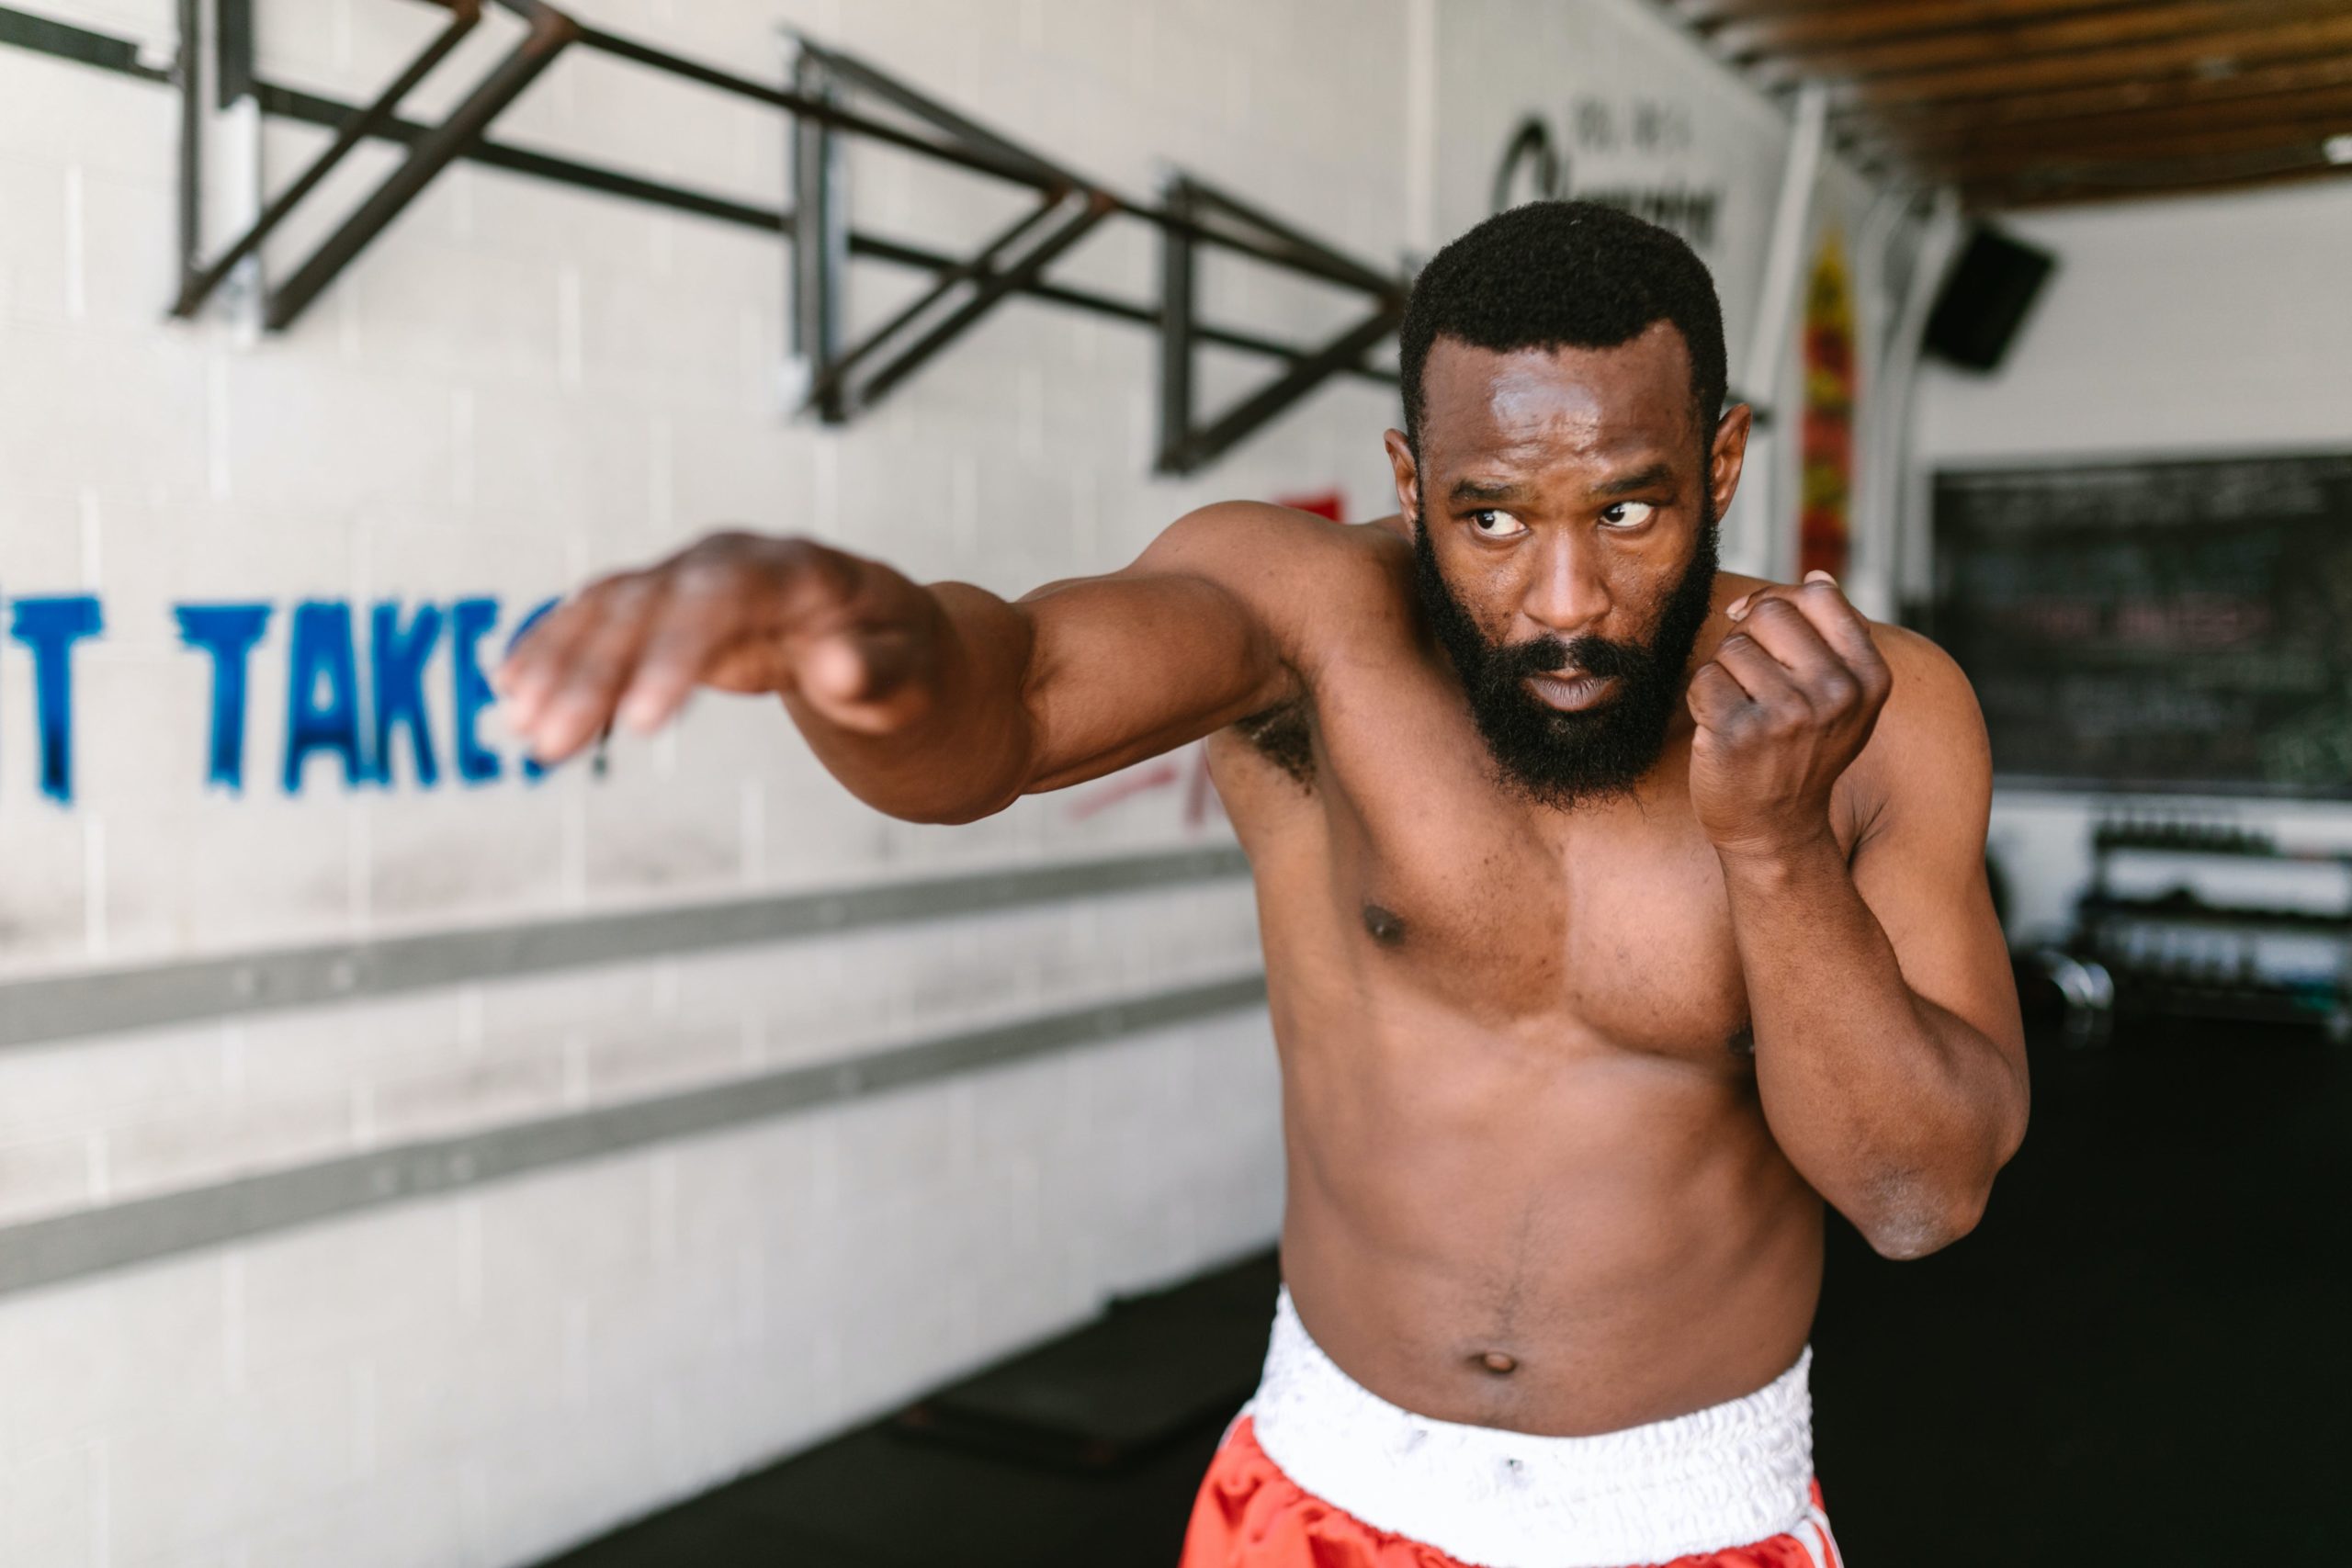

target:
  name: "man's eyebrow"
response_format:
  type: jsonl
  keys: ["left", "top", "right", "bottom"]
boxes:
{"left": 1591, "top": 462, "right": 1677, "bottom": 499}
{"left": 1447, "top": 477, "right": 1532, "bottom": 504}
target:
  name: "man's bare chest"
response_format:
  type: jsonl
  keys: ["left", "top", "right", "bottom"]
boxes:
{"left": 1357, "top": 818, "right": 1745, "bottom": 1047}
{"left": 1209, "top": 687, "right": 1756, "bottom": 1066}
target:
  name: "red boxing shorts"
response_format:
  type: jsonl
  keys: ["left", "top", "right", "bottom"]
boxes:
{"left": 1181, "top": 1290, "right": 1843, "bottom": 1568}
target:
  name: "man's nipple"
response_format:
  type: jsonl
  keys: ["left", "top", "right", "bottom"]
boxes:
{"left": 1362, "top": 902, "right": 1407, "bottom": 946}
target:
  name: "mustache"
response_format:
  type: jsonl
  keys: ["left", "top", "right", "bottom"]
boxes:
{"left": 1483, "top": 632, "right": 1648, "bottom": 683}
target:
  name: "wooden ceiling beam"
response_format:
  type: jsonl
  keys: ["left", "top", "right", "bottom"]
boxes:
{"left": 1832, "top": 12, "right": 2352, "bottom": 107}
{"left": 1850, "top": 82, "right": 2352, "bottom": 159}
{"left": 1978, "top": 144, "right": 2336, "bottom": 191}
{"left": 1746, "top": 1, "right": 2342, "bottom": 83}
{"left": 1834, "top": 52, "right": 2352, "bottom": 131}
{"left": 1665, "top": 0, "right": 1885, "bottom": 33}
{"left": 1910, "top": 117, "right": 2352, "bottom": 177}
{"left": 1969, "top": 155, "right": 2352, "bottom": 208}
{"left": 1714, "top": 0, "right": 2171, "bottom": 55}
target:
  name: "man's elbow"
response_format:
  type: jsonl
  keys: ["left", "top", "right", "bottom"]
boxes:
{"left": 1849, "top": 1165, "right": 1998, "bottom": 1261}
{"left": 1859, "top": 1186, "right": 1987, "bottom": 1260}
{"left": 868, "top": 773, "right": 1024, "bottom": 825}
{"left": 840, "top": 738, "right": 1035, "bottom": 824}
{"left": 1858, "top": 1068, "right": 2030, "bottom": 1261}
{"left": 910, "top": 788, "right": 1021, "bottom": 827}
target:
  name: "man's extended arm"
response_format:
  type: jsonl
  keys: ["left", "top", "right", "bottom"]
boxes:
{"left": 496, "top": 503, "right": 1307, "bottom": 823}
{"left": 1688, "top": 579, "right": 2028, "bottom": 1259}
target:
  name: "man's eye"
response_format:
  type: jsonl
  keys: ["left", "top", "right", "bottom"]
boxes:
{"left": 1600, "top": 502, "right": 1657, "bottom": 529}
{"left": 1470, "top": 509, "right": 1523, "bottom": 536}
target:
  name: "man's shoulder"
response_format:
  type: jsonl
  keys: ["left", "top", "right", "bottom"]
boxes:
{"left": 1868, "top": 623, "right": 1983, "bottom": 740}
{"left": 1140, "top": 501, "right": 1415, "bottom": 636}
{"left": 1148, "top": 500, "right": 1406, "bottom": 567}
{"left": 1849, "top": 620, "right": 1991, "bottom": 834}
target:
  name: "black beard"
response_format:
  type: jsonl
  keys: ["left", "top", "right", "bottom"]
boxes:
{"left": 1412, "top": 502, "right": 1719, "bottom": 809}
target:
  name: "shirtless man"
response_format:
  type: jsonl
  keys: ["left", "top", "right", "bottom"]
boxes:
{"left": 498, "top": 201, "right": 2027, "bottom": 1568}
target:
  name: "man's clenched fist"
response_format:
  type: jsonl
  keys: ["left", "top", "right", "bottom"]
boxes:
{"left": 1686, "top": 571, "right": 1893, "bottom": 861}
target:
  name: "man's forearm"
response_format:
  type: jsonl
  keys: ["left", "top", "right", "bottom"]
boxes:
{"left": 1720, "top": 834, "right": 2025, "bottom": 1258}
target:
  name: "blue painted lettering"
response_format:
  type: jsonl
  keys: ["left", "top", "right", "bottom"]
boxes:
{"left": 175, "top": 603, "right": 272, "bottom": 792}
{"left": 9, "top": 595, "right": 104, "bottom": 804}
{"left": 369, "top": 601, "right": 444, "bottom": 788}
{"left": 449, "top": 597, "right": 503, "bottom": 784}
{"left": 283, "top": 600, "right": 366, "bottom": 793}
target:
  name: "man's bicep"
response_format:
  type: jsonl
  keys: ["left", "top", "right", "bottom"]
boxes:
{"left": 1849, "top": 634, "right": 2025, "bottom": 1055}
{"left": 1010, "top": 504, "right": 1303, "bottom": 793}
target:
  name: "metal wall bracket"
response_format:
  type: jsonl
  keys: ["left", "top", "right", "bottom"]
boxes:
{"left": 174, "top": 0, "right": 579, "bottom": 332}
{"left": 1157, "top": 176, "right": 1407, "bottom": 476}
{"left": 790, "top": 44, "right": 847, "bottom": 419}
{"left": 786, "top": 35, "right": 1115, "bottom": 423}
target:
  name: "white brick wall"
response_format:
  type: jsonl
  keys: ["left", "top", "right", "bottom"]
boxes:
{"left": 0, "top": 882, "right": 1265, "bottom": 1228}
{"left": 1911, "top": 183, "right": 2352, "bottom": 937}
{"left": 0, "top": 1, "right": 1822, "bottom": 1562}
{"left": 0, "top": 1014, "right": 1283, "bottom": 1568}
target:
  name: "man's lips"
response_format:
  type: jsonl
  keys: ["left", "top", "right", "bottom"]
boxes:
{"left": 1522, "top": 671, "right": 1619, "bottom": 712}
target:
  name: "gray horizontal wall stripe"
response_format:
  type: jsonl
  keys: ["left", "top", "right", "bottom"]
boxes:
{"left": 0, "top": 845, "right": 1250, "bottom": 1051}
{"left": 0, "top": 972, "right": 1270, "bottom": 1300}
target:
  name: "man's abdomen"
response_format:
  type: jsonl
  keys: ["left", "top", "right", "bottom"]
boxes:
{"left": 1272, "top": 1027, "right": 1824, "bottom": 1439}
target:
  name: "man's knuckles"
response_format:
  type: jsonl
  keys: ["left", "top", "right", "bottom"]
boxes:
{"left": 588, "top": 570, "right": 662, "bottom": 610}
{"left": 671, "top": 555, "right": 745, "bottom": 601}
{"left": 1743, "top": 595, "right": 1841, "bottom": 653}
{"left": 1808, "top": 670, "right": 1861, "bottom": 713}
{"left": 1702, "top": 652, "right": 1860, "bottom": 729}
{"left": 1743, "top": 580, "right": 1866, "bottom": 633}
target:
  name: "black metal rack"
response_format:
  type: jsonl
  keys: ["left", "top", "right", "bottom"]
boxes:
{"left": 0, "top": 0, "right": 1405, "bottom": 467}
{"left": 2068, "top": 819, "right": 2352, "bottom": 1041}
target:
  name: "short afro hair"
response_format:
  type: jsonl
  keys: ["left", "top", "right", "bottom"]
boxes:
{"left": 1399, "top": 201, "right": 1727, "bottom": 453}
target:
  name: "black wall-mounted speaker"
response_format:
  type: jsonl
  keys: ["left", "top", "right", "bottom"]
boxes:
{"left": 1925, "top": 224, "right": 2056, "bottom": 373}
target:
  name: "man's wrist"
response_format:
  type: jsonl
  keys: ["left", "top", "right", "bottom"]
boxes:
{"left": 1711, "top": 821, "right": 1845, "bottom": 886}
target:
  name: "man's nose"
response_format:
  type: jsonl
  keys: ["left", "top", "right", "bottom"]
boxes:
{"left": 1519, "top": 531, "right": 1611, "bottom": 639}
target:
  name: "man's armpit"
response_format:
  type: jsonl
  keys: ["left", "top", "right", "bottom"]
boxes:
{"left": 1231, "top": 696, "right": 1317, "bottom": 789}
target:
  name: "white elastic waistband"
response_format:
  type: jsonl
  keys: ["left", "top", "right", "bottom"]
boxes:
{"left": 1243, "top": 1287, "right": 1815, "bottom": 1568}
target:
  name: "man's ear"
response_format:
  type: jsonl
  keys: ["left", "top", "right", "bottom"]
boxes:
{"left": 1383, "top": 429, "right": 1421, "bottom": 532}
{"left": 1706, "top": 404, "right": 1753, "bottom": 523}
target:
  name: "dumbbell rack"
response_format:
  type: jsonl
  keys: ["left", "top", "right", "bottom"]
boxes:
{"left": 2071, "top": 819, "right": 2352, "bottom": 1041}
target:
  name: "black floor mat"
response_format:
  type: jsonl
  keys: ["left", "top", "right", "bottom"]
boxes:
{"left": 895, "top": 1254, "right": 1276, "bottom": 1472}
{"left": 538, "top": 1256, "right": 1274, "bottom": 1568}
